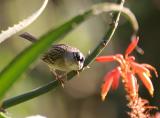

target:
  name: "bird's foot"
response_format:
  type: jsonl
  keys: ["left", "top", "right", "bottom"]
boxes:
{"left": 56, "top": 75, "right": 65, "bottom": 88}
{"left": 50, "top": 70, "right": 66, "bottom": 88}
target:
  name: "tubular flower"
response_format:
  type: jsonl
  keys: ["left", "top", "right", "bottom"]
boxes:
{"left": 96, "top": 37, "right": 158, "bottom": 101}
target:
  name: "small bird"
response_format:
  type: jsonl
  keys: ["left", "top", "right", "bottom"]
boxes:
{"left": 20, "top": 32, "right": 85, "bottom": 87}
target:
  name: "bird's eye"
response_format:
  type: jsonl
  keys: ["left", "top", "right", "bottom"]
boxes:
{"left": 74, "top": 52, "right": 84, "bottom": 62}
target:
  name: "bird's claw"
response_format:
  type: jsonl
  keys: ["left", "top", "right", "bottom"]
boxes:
{"left": 56, "top": 75, "right": 65, "bottom": 88}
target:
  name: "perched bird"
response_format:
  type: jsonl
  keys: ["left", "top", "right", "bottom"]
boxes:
{"left": 20, "top": 32, "right": 85, "bottom": 87}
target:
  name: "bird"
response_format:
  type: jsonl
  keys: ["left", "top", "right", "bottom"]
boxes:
{"left": 20, "top": 32, "right": 85, "bottom": 87}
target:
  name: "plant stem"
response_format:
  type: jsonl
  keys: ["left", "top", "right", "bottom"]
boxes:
{"left": 1, "top": 0, "right": 129, "bottom": 109}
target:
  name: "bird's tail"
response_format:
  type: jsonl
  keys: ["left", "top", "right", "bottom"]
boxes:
{"left": 20, "top": 32, "right": 37, "bottom": 43}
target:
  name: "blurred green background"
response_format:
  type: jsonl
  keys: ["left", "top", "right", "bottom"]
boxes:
{"left": 0, "top": 0, "right": 160, "bottom": 118}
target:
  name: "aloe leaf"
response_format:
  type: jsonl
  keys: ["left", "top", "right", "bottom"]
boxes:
{"left": 0, "top": 0, "right": 48, "bottom": 43}
{"left": 0, "top": 112, "right": 11, "bottom": 118}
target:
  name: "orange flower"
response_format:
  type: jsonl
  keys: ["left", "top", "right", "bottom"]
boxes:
{"left": 96, "top": 37, "right": 158, "bottom": 101}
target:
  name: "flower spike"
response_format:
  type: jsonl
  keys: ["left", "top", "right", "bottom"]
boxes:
{"left": 126, "top": 72, "right": 137, "bottom": 97}
{"left": 96, "top": 37, "right": 158, "bottom": 117}
{"left": 131, "top": 62, "right": 152, "bottom": 77}
{"left": 142, "top": 64, "right": 158, "bottom": 78}
{"left": 101, "top": 68, "right": 121, "bottom": 101}
{"left": 137, "top": 72, "right": 154, "bottom": 96}
{"left": 96, "top": 56, "right": 115, "bottom": 62}
{"left": 111, "top": 67, "right": 121, "bottom": 90}
{"left": 96, "top": 36, "right": 157, "bottom": 101}
{"left": 125, "top": 37, "right": 139, "bottom": 56}
{"left": 101, "top": 73, "right": 113, "bottom": 101}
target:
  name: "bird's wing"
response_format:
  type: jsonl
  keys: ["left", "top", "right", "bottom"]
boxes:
{"left": 42, "top": 45, "right": 65, "bottom": 64}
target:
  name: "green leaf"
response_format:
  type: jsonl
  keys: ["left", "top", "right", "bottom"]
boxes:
{"left": 0, "top": 3, "right": 138, "bottom": 100}
{"left": 0, "top": 112, "right": 11, "bottom": 118}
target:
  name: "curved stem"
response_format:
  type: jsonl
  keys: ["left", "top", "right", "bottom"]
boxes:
{"left": 1, "top": 0, "right": 135, "bottom": 109}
